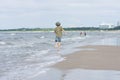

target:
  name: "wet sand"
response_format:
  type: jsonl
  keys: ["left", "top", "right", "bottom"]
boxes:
{"left": 53, "top": 45, "right": 120, "bottom": 71}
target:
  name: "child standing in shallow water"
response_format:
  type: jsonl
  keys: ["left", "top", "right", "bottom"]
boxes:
{"left": 54, "top": 22, "right": 64, "bottom": 50}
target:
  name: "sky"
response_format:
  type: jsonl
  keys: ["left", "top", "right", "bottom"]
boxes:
{"left": 0, "top": 0, "right": 120, "bottom": 29}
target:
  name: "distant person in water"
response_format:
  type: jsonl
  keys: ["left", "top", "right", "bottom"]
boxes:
{"left": 80, "top": 31, "right": 86, "bottom": 36}
{"left": 80, "top": 32, "right": 82, "bottom": 36}
{"left": 84, "top": 32, "right": 86, "bottom": 36}
{"left": 54, "top": 22, "right": 64, "bottom": 50}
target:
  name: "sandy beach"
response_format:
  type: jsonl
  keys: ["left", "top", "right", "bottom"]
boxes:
{"left": 53, "top": 45, "right": 120, "bottom": 71}
{"left": 50, "top": 45, "right": 120, "bottom": 80}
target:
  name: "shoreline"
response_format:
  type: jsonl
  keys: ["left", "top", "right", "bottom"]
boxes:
{"left": 52, "top": 45, "right": 120, "bottom": 71}
{"left": 0, "top": 30, "right": 120, "bottom": 33}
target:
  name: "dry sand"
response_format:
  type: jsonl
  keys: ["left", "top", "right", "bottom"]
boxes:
{"left": 53, "top": 45, "right": 120, "bottom": 71}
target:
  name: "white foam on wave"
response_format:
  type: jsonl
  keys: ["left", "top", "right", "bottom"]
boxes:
{"left": 0, "top": 41, "right": 6, "bottom": 45}
{"left": 25, "top": 49, "right": 50, "bottom": 61}
{"left": 39, "top": 60, "right": 62, "bottom": 67}
{"left": 63, "top": 36, "right": 86, "bottom": 41}
{"left": 0, "top": 54, "right": 64, "bottom": 80}
{"left": 0, "top": 66, "right": 49, "bottom": 80}
{"left": 40, "top": 49, "right": 50, "bottom": 55}
{"left": 10, "top": 33, "right": 16, "bottom": 36}
{"left": 41, "top": 55, "right": 65, "bottom": 65}
{"left": 40, "top": 36, "right": 45, "bottom": 39}
{"left": 43, "top": 55, "right": 62, "bottom": 61}
{"left": 25, "top": 53, "right": 65, "bottom": 68}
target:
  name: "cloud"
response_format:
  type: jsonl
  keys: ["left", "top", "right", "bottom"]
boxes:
{"left": 0, "top": 0, "right": 120, "bottom": 29}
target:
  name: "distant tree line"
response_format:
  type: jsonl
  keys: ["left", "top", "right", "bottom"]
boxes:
{"left": 64, "top": 26, "right": 120, "bottom": 31}
{"left": 64, "top": 27, "right": 100, "bottom": 31}
{"left": 111, "top": 26, "right": 120, "bottom": 30}
{"left": 0, "top": 26, "right": 120, "bottom": 31}
{"left": 0, "top": 28, "right": 54, "bottom": 31}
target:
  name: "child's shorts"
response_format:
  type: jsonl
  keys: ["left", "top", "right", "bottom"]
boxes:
{"left": 55, "top": 36, "right": 61, "bottom": 42}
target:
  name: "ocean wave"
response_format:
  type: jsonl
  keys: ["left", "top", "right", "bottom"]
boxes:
{"left": 34, "top": 35, "right": 45, "bottom": 39}
{"left": 10, "top": 33, "right": 16, "bottom": 36}
{"left": 63, "top": 36, "right": 87, "bottom": 41}
{"left": 40, "top": 36, "right": 45, "bottom": 39}
{"left": 25, "top": 49, "right": 50, "bottom": 62}
{"left": 0, "top": 41, "right": 6, "bottom": 45}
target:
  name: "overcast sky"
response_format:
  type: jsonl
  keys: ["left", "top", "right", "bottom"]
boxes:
{"left": 0, "top": 0, "right": 120, "bottom": 29}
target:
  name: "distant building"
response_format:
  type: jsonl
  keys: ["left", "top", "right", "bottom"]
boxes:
{"left": 99, "top": 23, "right": 114, "bottom": 29}
{"left": 117, "top": 21, "right": 120, "bottom": 26}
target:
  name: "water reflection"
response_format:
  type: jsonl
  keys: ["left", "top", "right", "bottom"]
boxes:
{"left": 64, "top": 69, "right": 120, "bottom": 80}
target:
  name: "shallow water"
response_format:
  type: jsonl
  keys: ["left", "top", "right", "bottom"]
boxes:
{"left": 0, "top": 31, "right": 120, "bottom": 80}
{"left": 64, "top": 69, "right": 120, "bottom": 80}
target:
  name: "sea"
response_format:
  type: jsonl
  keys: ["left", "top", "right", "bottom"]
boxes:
{"left": 0, "top": 31, "right": 120, "bottom": 80}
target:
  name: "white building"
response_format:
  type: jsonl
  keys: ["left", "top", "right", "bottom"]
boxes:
{"left": 99, "top": 23, "right": 114, "bottom": 29}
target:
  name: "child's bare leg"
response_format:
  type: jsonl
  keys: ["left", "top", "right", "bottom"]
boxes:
{"left": 55, "top": 42, "right": 58, "bottom": 48}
